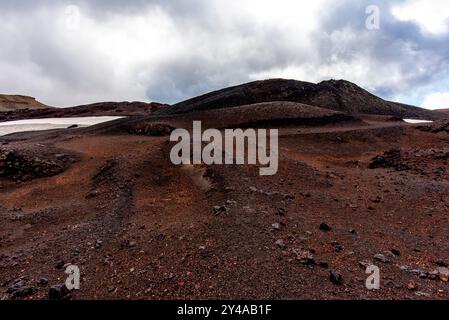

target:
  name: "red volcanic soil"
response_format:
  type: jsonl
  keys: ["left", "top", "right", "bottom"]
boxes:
{"left": 1, "top": 112, "right": 449, "bottom": 300}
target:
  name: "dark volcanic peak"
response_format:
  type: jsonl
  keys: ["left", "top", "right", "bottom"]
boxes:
{"left": 157, "top": 78, "right": 444, "bottom": 120}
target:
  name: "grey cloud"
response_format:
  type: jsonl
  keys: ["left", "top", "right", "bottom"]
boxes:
{"left": 316, "top": 0, "right": 449, "bottom": 98}
{"left": 0, "top": 0, "right": 448, "bottom": 106}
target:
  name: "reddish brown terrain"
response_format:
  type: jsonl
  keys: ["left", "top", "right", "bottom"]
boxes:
{"left": 1, "top": 79, "right": 449, "bottom": 300}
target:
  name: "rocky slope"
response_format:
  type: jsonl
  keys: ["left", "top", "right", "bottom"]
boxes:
{"left": 157, "top": 79, "right": 445, "bottom": 120}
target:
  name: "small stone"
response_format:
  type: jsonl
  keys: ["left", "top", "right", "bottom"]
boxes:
{"left": 391, "top": 249, "right": 401, "bottom": 256}
{"left": 293, "top": 247, "right": 315, "bottom": 265}
{"left": 6, "top": 279, "right": 35, "bottom": 298}
{"left": 276, "top": 208, "right": 286, "bottom": 216}
{"left": 330, "top": 241, "right": 343, "bottom": 252}
{"left": 275, "top": 239, "right": 286, "bottom": 249}
{"left": 407, "top": 281, "right": 417, "bottom": 291}
{"left": 85, "top": 190, "right": 99, "bottom": 199}
{"left": 95, "top": 240, "right": 103, "bottom": 249}
{"left": 437, "top": 267, "right": 449, "bottom": 282}
{"left": 198, "top": 246, "right": 206, "bottom": 251}
{"left": 374, "top": 254, "right": 390, "bottom": 263}
{"left": 349, "top": 229, "right": 357, "bottom": 234}
{"left": 48, "top": 284, "right": 70, "bottom": 300}
{"left": 319, "top": 222, "right": 331, "bottom": 232}
{"left": 213, "top": 205, "right": 228, "bottom": 215}
{"left": 55, "top": 260, "right": 65, "bottom": 269}
{"left": 329, "top": 270, "right": 343, "bottom": 285}
{"left": 37, "top": 278, "right": 49, "bottom": 285}
{"left": 271, "top": 223, "right": 281, "bottom": 230}
{"left": 410, "top": 269, "right": 428, "bottom": 279}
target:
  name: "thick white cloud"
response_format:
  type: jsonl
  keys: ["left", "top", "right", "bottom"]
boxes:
{"left": 392, "top": 0, "right": 449, "bottom": 34}
{"left": 0, "top": 0, "right": 448, "bottom": 108}
{"left": 421, "top": 92, "right": 449, "bottom": 110}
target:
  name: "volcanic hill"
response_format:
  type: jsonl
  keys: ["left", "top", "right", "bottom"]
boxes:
{"left": 157, "top": 79, "right": 444, "bottom": 120}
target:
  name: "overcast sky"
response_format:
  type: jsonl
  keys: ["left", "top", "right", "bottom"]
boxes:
{"left": 0, "top": 0, "right": 448, "bottom": 109}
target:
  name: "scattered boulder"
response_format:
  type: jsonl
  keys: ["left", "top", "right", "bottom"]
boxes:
{"left": 213, "top": 205, "right": 228, "bottom": 215}
{"left": 331, "top": 241, "right": 343, "bottom": 252}
{"left": 85, "top": 190, "right": 99, "bottom": 199}
{"left": 95, "top": 240, "right": 103, "bottom": 249}
{"left": 293, "top": 247, "right": 315, "bottom": 266}
{"left": 276, "top": 208, "right": 286, "bottom": 216}
{"left": 0, "top": 148, "right": 75, "bottom": 181}
{"left": 391, "top": 249, "right": 401, "bottom": 256}
{"left": 55, "top": 260, "right": 65, "bottom": 270}
{"left": 319, "top": 222, "right": 331, "bottom": 232}
{"left": 275, "top": 239, "right": 286, "bottom": 249}
{"left": 6, "top": 278, "right": 35, "bottom": 298}
{"left": 407, "top": 281, "right": 417, "bottom": 291}
{"left": 271, "top": 222, "right": 281, "bottom": 230}
{"left": 409, "top": 269, "right": 429, "bottom": 279}
{"left": 374, "top": 253, "right": 390, "bottom": 263}
{"left": 329, "top": 270, "right": 343, "bottom": 285}
{"left": 369, "top": 149, "right": 411, "bottom": 171}
{"left": 130, "top": 122, "right": 175, "bottom": 136}
{"left": 48, "top": 284, "right": 70, "bottom": 300}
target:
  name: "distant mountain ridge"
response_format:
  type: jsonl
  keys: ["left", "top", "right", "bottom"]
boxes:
{"left": 0, "top": 101, "right": 167, "bottom": 122}
{"left": 436, "top": 108, "right": 449, "bottom": 115}
{"left": 0, "top": 94, "right": 50, "bottom": 112}
{"left": 157, "top": 79, "right": 445, "bottom": 120}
